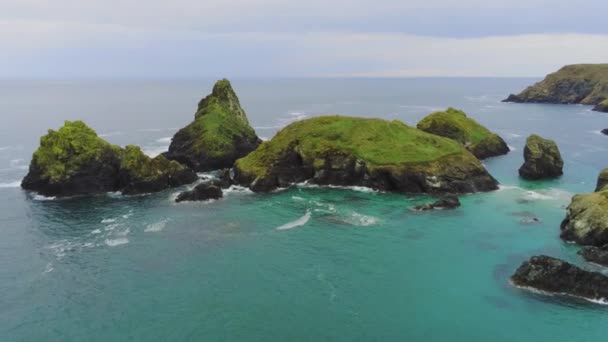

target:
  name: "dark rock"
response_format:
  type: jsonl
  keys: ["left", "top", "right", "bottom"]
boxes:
{"left": 595, "top": 168, "right": 608, "bottom": 192}
{"left": 413, "top": 195, "right": 461, "bottom": 211}
{"left": 593, "top": 100, "right": 608, "bottom": 113}
{"left": 511, "top": 255, "right": 608, "bottom": 302}
{"left": 518, "top": 134, "right": 563, "bottom": 180}
{"left": 175, "top": 183, "right": 223, "bottom": 203}
{"left": 519, "top": 217, "right": 541, "bottom": 225}
{"left": 601, "top": 128, "right": 608, "bottom": 135}
{"left": 579, "top": 245, "right": 608, "bottom": 267}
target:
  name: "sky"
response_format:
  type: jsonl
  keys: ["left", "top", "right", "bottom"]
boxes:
{"left": 1, "top": 0, "right": 607, "bottom": 78}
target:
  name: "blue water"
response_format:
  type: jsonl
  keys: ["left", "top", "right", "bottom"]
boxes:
{"left": 1, "top": 78, "right": 608, "bottom": 341}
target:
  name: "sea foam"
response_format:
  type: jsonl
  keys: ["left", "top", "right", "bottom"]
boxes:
{"left": 276, "top": 210, "right": 311, "bottom": 230}
{"left": 105, "top": 238, "right": 129, "bottom": 247}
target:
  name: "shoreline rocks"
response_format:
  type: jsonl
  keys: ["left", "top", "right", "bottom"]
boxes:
{"left": 511, "top": 255, "right": 608, "bottom": 302}
{"left": 175, "top": 183, "right": 223, "bottom": 202}
{"left": 412, "top": 195, "right": 460, "bottom": 211}
{"left": 416, "top": 107, "right": 509, "bottom": 160}
{"left": 234, "top": 116, "right": 498, "bottom": 194}
{"left": 518, "top": 134, "right": 563, "bottom": 180}
{"left": 21, "top": 121, "right": 197, "bottom": 197}
{"left": 579, "top": 245, "right": 608, "bottom": 267}
{"left": 165, "top": 79, "right": 261, "bottom": 171}
{"left": 593, "top": 100, "right": 608, "bottom": 113}
{"left": 503, "top": 64, "right": 608, "bottom": 106}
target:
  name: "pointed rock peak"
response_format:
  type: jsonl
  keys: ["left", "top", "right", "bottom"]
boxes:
{"left": 195, "top": 78, "right": 247, "bottom": 122}
{"left": 211, "top": 79, "right": 236, "bottom": 99}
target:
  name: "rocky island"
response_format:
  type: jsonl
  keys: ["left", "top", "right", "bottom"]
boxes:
{"left": 560, "top": 168, "right": 608, "bottom": 246}
{"left": 233, "top": 115, "right": 499, "bottom": 193}
{"left": 518, "top": 134, "right": 563, "bottom": 180}
{"left": 416, "top": 107, "right": 509, "bottom": 160}
{"left": 21, "top": 120, "right": 197, "bottom": 197}
{"left": 165, "top": 79, "right": 261, "bottom": 171}
{"left": 504, "top": 64, "right": 608, "bottom": 109}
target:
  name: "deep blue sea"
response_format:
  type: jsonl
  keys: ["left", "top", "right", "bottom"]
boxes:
{"left": 1, "top": 78, "right": 608, "bottom": 341}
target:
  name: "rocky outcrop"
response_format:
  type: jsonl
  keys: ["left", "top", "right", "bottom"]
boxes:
{"left": 593, "top": 100, "right": 608, "bottom": 113}
{"left": 518, "top": 134, "right": 563, "bottom": 180}
{"left": 175, "top": 183, "right": 223, "bottom": 202}
{"left": 165, "top": 79, "right": 261, "bottom": 171}
{"left": 21, "top": 121, "right": 196, "bottom": 197}
{"left": 511, "top": 255, "right": 608, "bottom": 302}
{"left": 412, "top": 195, "right": 460, "bottom": 211}
{"left": 579, "top": 245, "right": 608, "bottom": 267}
{"left": 417, "top": 108, "right": 509, "bottom": 160}
{"left": 504, "top": 64, "right": 608, "bottom": 105}
{"left": 234, "top": 116, "right": 498, "bottom": 193}
{"left": 560, "top": 169, "right": 608, "bottom": 246}
{"left": 601, "top": 129, "right": 608, "bottom": 136}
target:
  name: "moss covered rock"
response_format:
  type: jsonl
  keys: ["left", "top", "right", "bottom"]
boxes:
{"left": 593, "top": 99, "right": 608, "bottom": 113}
{"left": 518, "top": 134, "right": 563, "bottom": 180}
{"left": 416, "top": 108, "right": 509, "bottom": 160}
{"left": 165, "top": 79, "right": 261, "bottom": 171}
{"left": 234, "top": 115, "right": 498, "bottom": 193}
{"left": 22, "top": 121, "right": 196, "bottom": 197}
{"left": 504, "top": 64, "right": 608, "bottom": 105}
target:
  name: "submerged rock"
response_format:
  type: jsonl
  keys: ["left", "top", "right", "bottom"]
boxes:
{"left": 165, "top": 79, "right": 261, "bottom": 171}
{"left": 417, "top": 107, "right": 509, "bottom": 160}
{"left": 511, "top": 255, "right": 608, "bottom": 302}
{"left": 21, "top": 121, "right": 196, "bottom": 197}
{"left": 503, "top": 64, "right": 608, "bottom": 105}
{"left": 579, "top": 245, "right": 608, "bottom": 267}
{"left": 175, "top": 183, "right": 223, "bottom": 202}
{"left": 518, "top": 134, "right": 563, "bottom": 180}
{"left": 561, "top": 169, "right": 608, "bottom": 246}
{"left": 412, "top": 195, "right": 460, "bottom": 211}
{"left": 601, "top": 128, "right": 608, "bottom": 136}
{"left": 234, "top": 116, "right": 498, "bottom": 193}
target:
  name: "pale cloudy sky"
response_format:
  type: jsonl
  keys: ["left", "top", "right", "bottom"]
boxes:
{"left": 1, "top": 0, "right": 607, "bottom": 78}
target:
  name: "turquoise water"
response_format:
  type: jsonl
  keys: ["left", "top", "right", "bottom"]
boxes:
{"left": 1, "top": 79, "right": 608, "bottom": 341}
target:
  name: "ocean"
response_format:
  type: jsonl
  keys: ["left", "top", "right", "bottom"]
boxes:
{"left": 1, "top": 78, "right": 607, "bottom": 341}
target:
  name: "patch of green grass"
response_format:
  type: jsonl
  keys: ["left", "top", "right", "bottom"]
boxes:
{"left": 120, "top": 145, "right": 188, "bottom": 181}
{"left": 32, "top": 120, "right": 119, "bottom": 182}
{"left": 417, "top": 107, "right": 492, "bottom": 145}
{"left": 236, "top": 115, "right": 465, "bottom": 178}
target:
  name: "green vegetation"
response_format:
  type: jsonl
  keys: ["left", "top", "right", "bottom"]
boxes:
{"left": 236, "top": 115, "right": 465, "bottom": 179}
{"left": 119, "top": 145, "right": 189, "bottom": 182}
{"left": 508, "top": 64, "right": 608, "bottom": 105}
{"left": 32, "top": 120, "right": 119, "bottom": 183}
{"left": 416, "top": 108, "right": 508, "bottom": 159}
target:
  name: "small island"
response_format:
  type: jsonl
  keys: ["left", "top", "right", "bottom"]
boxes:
{"left": 233, "top": 115, "right": 498, "bottom": 193}
{"left": 504, "top": 64, "right": 608, "bottom": 111}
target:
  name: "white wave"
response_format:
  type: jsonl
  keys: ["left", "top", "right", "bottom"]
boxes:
{"left": 145, "top": 220, "right": 167, "bottom": 232}
{"left": 224, "top": 185, "right": 253, "bottom": 194}
{"left": 0, "top": 180, "right": 20, "bottom": 188}
{"left": 497, "top": 185, "right": 521, "bottom": 191}
{"left": 343, "top": 212, "right": 379, "bottom": 226}
{"left": 33, "top": 194, "right": 56, "bottom": 201}
{"left": 106, "top": 191, "right": 122, "bottom": 198}
{"left": 590, "top": 130, "right": 605, "bottom": 136}
{"left": 101, "top": 218, "right": 116, "bottom": 224}
{"left": 91, "top": 229, "right": 102, "bottom": 235}
{"left": 260, "top": 136, "right": 269, "bottom": 141}
{"left": 276, "top": 210, "right": 311, "bottom": 230}
{"left": 116, "top": 228, "right": 130, "bottom": 236}
{"left": 122, "top": 210, "right": 133, "bottom": 219}
{"left": 512, "top": 282, "right": 608, "bottom": 306}
{"left": 43, "top": 263, "right": 54, "bottom": 274}
{"left": 142, "top": 147, "right": 166, "bottom": 158}
{"left": 296, "top": 182, "right": 378, "bottom": 193}
{"left": 157, "top": 137, "right": 172, "bottom": 143}
{"left": 105, "top": 224, "right": 119, "bottom": 231}
{"left": 105, "top": 238, "right": 129, "bottom": 247}
{"left": 508, "top": 145, "right": 517, "bottom": 151}
{"left": 292, "top": 196, "right": 305, "bottom": 201}
{"left": 9, "top": 159, "right": 27, "bottom": 170}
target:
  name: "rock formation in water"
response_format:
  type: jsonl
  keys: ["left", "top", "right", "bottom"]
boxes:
{"left": 412, "top": 195, "right": 461, "bottom": 211}
{"left": 416, "top": 107, "right": 509, "bottom": 160}
{"left": 21, "top": 120, "right": 197, "bottom": 197}
{"left": 511, "top": 255, "right": 608, "bottom": 302}
{"left": 233, "top": 115, "right": 498, "bottom": 193}
{"left": 593, "top": 99, "right": 608, "bottom": 113}
{"left": 165, "top": 79, "right": 261, "bottom": 171}
{"left": 560, "top": 168, "right": 608, "bottom": 246}
{"left": 579, "top": 245, "right": 608, "bottom": 267}
{"left": 503, "top": 64, "right": 608, "bottom": 106}
{"left": 518, "top": 134, "right": 563, "bottom": 180}
{"left": 175, "top": 183, "right": 223, "bottom": 202}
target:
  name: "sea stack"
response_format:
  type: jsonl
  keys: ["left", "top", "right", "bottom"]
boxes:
{"left": 416, "top": 107, "right": 509, "bottom": 160}
{"left": 504, "top": 64, "right": 608, "bottom": 106}
{"left": 560, "top": 168, "right": 608, "bottom": 246}
{"left": 21, "top": 120, "right": 197, "bottom": 197}
{"left": 233, "top": 115, "right": 498, "bottom": 193}
{"left": 511, "top": 255, "right": 608, "bottom": 302}
{"left": 518, "top": 134, "right": 563, "bottom": 180}
{"left": 165, "top": 79, "right": 261, "bottom": 171}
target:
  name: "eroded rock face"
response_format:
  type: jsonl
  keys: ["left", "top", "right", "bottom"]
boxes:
{"left": 592, "top": 100, "right": 608, "bottom": 113}
{"left": 579, "top": 245, "right": 608, "bottom": 267}
{"left": 175, "top": 183, "right": 223, "bottom": 202}
{"left": 511, "top": 255, "right": 608, "bottom": 302}
{"left": 595, "top": 168, "right": 608, "bottom": 192}
{"left": 21, "top": 121, "right": 196, "bottom": 197}
{"left": 165, "top": 79, "right": 261, "bottom": 171}
{"left": 412, "top": 195, "right": 460, "bottom": 211}
{"left": 518, "top": 134, "right": 563, "bottom": 180}
{"left": 504, "top": 64, "right": 608, "bottom": 105}
{"left": 416, "top": 108, "right": 509, "bottom": 160}
{"left": 234, "top": 116, "right": 498, "bottom": 194}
